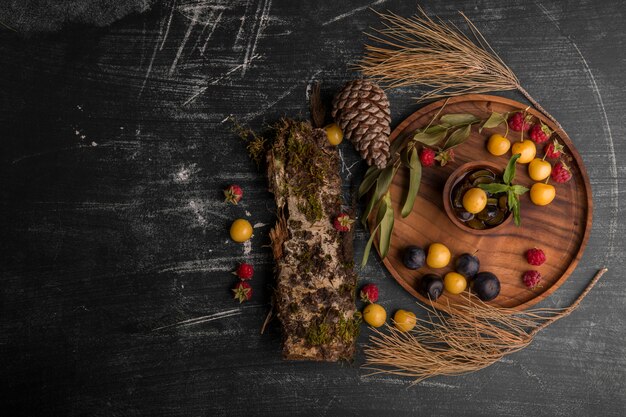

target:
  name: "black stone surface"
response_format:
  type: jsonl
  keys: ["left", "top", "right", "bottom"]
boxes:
{"left": 1, "top": 1, "right": 625, "bottom": 415}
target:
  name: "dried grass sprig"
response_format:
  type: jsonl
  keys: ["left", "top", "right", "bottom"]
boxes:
{"left": 363, "top": 268, "right": 607, "bottom": 384}
{"left": 358, "top": 8, "right": 561, "bottom": 129}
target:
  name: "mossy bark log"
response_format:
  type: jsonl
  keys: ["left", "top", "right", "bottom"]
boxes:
{"left": 267, "top": 119, "right": 359, "bottom": 361}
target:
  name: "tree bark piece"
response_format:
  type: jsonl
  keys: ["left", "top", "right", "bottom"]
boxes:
{"left": 266, "top": 119, "right": 359, "bottom": 361}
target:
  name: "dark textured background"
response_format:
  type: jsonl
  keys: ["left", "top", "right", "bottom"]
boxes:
{"left": 1, "top": 1, "right": 625, "bottom": 415}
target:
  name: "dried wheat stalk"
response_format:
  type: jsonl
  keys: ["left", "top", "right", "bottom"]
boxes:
{"left": 357, "top": 8, "right": 561, "bottom": 129}
{"left": 364, "top": 268, "right": 607, "bottom": 384}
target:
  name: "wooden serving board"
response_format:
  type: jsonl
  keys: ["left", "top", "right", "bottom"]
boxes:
{"left": 370, "top": 94, "right": 592, "bottom": 311}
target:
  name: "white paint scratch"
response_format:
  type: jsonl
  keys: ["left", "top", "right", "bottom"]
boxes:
{"left": 168, "top": 6, "right": 199, "bottom": 76}
{"left": 305, "top": 69, "right": 323, "bottom": 101}
{"left": 338, "top": 148, "right": 358, "bottom": 178}
{"left": 182, "top": 55, "right": 261, "bottom": 106}
{"left": 242, "top": 0, "right": 272, "bottom": 76}
{"left": 139, "top": 11, "right": 166, "bottom": 97}
{"left": 152, "top": 304, "right": 262, "bottom": 331}
{"left": 537, "top": 2, "right": 618, "bottom": 261}
{"left": 241, "top": 82, "right": 298, "bottom": 122}
{"left": 233, "top": 0, "right": 251, "bottom": 50}
{"left": 188, "top": 199, "right": 208, "bottom": 227}
{"left": 322, "top": 0, "right": 386, "bottom": 26}
{"left": 157, "top": 253, "right": 268, "bottom": 275}
{"left": 243, "top": 239, "right": 252, "bottom": 256}
{"left": 153, "top": 308, "right": 240, "bottom": 331}
{"left": 173, "top": 163, "right": 199, "bottom": 183}
{"left": 159, "top": 0, "right": 177, "bottom": 51}
{"left": 201, "top": 10, "right": 224, "bottom": 55}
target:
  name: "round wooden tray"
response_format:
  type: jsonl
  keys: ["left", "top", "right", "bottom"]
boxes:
{"left": 370, "top": 94, "right": 592, "bottom": 311}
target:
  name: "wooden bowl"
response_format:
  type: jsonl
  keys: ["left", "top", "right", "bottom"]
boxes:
{"left": 442, "top": 160, "right": 512, "bottom": 235}
{"left": 368, "top": 94, "right": 592, "bottom": 312}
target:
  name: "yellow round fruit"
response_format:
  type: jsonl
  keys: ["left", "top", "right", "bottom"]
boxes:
{"left": 511, "top": 140, "right": 536, "bottom": 164}
{"left": 462, "top": 188, "right": 488, "bottom": 214}
{"left": 229, "top": 219, "right": 253, "bottom": 242}
{"left": 444, "top": 272, "right": 467, "bottom": 295}
{"left": 324, "top": 123, "right": 344, "bottom": 146}
{"left": 363, "top": 303, "right": 387, "bottom": 328}
{"left": 528, "top": 158, "right": 552, "bottom": 181}
{"left": 426, "top": 243, "right": 451, "bottom": 269}
{"left": 393, "top": 310, "right": 417, "bottom": 332}
{"left": 530, "top": 183, "right": 556, "bottom": 206}
{"left": 487, "top": 134, "right": 511, "bottom": 156}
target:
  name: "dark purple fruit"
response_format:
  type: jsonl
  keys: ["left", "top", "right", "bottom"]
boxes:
{"left": 456, "top": 253, "right": 480, "bottom": 278}
{"left": 420, "top": 274, "right": 444, "bottom": 300}
{"left": 473, "top": 272, "right": 500, "bottom": 301}
{"left": 403, "top": 245, "right": 425, "bottom": 270}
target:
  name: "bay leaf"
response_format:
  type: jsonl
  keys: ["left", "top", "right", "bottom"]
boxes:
{"left": 413, "top": 129, "right": 447, "bottom": 147}
{"left": 401, "top": 147, "right": 421, "bottom": 218}
{"left": 378, "top": 192, "right": 395, "bottom": 259}
{"left": 480, "top": 111, "right": 506, "bottom": 132}
{"left": 444, "top": 124, "right": 471, "bottom": 149}
{"left": 440, "top": 113, "right": 480, "bottom": 126}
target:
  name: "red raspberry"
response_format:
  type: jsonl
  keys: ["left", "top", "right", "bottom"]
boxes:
{"left": 419, "top": 148, "right": 436, "bottom": 167}
{"left": 508, "top": 112, "right": 532, "bottom": 132}
{"left": 359, "top": 283, "right": 379, "bottom": 303}
{"left": 236, "top": 263, "right": 254, "bottom": 280}
{"left": 544, "top": 139, "right": 564, "bottom": 159}
{"left": 551, "top": 161, "right": 572, "bottom": 183}
{"left": 526, "top": 248, "right": 546, "bottom": 266}
{"left": 224, "top": 184, "right": 243, "bottom": 205}
{"left": 232, "top": 281, "right": 253, "bottom": 303}
{"left": 333, "top": 213, "right": 354, "bottom": 232}
{"left": 522, "top": 271, "right": 542, "bottom": 289}
{"left": 529, "top": 122, "right": 552, "bottom": 144}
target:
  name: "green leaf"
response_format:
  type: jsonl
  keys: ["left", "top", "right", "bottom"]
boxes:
{"left": 503, "top": 154, "right": 521, "bottom": 185}
{"left": 510, "top": 184, "right": 529, "bottom": 195}
{"left": 358, "top": 166, "right": 380, "bottom": 198}
{"left": 440, "top": 113, "right": 480, "bottom": 126}
{"left": 378, "top": 192, "right": 395, "bottom": 259}
{"left": 361, "top": 193, "right": 379, "bottom": 227}
{"left": 361, "top": 165, "right": 395, "bottom": 226}
{"left": 512, "top": 195, "right": 521, "bottom": 226}
{"left": 401, "top": 148, "right": 422, "bottom": 217}
{"left": 444, "top": 124, "right": 472, "bottom": 149}
{"left": 507, "top": 189, "right": 516, "bottom": 212}
{"left": 400, "top": 147, "right": 411, "bottom": 169}
{"left": 480, "top": 112, "right": 507, "bottom": 132}
{"left": 361, "top": 222, "right": 380, "bottom": 268}
{"left": 413, "top": 129, "right": 447, "bottom": 147}
{"left": 423, "top": 124, "right": 449, "bottom": 134}
{"left": 478, "top": 183, "right": 510, "bottom": 194}
{"left": 376, "top": 192, "right": 389, "bottom": 224}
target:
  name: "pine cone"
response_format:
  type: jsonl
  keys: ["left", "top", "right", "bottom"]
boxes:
{"left": 331, "top": 79, "right": 391, "bottom": 169}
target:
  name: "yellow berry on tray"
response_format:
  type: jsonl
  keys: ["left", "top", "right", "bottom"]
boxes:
{"left": 426, "top": 243, "right": 451, "bottom": 268}
{"left": 487, "top": 134, "right": 511, "bottom": 156}
{"left": 363, "top": 303, "right": 387, "bottom": 328}
{"left": 511, "top": 140, "right": 536, "bottom": 164}
{"left": 230, "top": 219, "right": 253, "bottom": 242}
{"left": 530, "top": 183, "right": 556, "bottom": 206}
{"left": 393, "top": 309, "right": 417, "bottom": 332}
{"left": 444, "top": 272, "right": 467, "bottom": 295}
{"left": 462, "top": 187, "right": 487, "bottom": 214}
{"left": 528, "top": 158, "right": 552, "bottom": 181}
{"left": 324, "top": 123, "right": 344, "bottom": 146}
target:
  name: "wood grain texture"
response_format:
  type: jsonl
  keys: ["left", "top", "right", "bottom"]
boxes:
{"left": 370, "top": 94, "right": 592, "bottom": 310}
{"left": 0, "top": 1, "right": 625, "bottom": 416}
